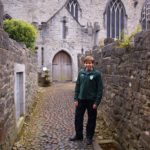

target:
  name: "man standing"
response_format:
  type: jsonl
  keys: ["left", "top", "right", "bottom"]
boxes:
{"left": 69, "top": 55, "right": 103, "bottom": 145}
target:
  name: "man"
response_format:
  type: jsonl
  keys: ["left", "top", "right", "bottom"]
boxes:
{"left": 69, "top": 55, "right": 103, "bottom": 145}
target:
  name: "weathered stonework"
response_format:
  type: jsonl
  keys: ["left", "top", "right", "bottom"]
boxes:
{"left": 37, "top": 7, "right": 93, "bottom": 81}
{"left": 0, "top": 0, "right": 3, "bottom": 28}
{"left": 82, "top": 31, "right": 150, "bottom": 150}
{"left": 0, "top": 29, "right": 38, "bottom": 149}
{"left": 1, "top": 0, "right": 145, "bottom": 82}
{"left": 1, "top": 0, "right": 145, "bottom": 36}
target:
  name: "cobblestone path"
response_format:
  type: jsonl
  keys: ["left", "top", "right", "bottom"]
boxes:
{"left": 13, "top": 83, "right": 94, "bottom": 150}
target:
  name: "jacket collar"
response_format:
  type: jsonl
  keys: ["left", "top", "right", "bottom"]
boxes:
{"left": 81, "top": 67, "right": 95, "bottom": 74}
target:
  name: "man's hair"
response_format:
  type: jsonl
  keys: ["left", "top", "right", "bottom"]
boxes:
{"left": 84, "top": 55, "right": 94, "bottom": 63}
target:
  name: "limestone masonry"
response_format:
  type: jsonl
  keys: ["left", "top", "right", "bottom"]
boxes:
{"left": 1, "top": 0, "right": 145, "bottom": 82}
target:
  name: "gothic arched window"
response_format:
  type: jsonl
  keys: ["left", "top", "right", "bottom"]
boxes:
{"left": 104, "top": 0, "right": 127, "bottom": 39}
{"left": 67, "top": 0, "right": 79, "bottom": 20}
{"left": 141, "top": 0, "right": 150, "bottom": 30}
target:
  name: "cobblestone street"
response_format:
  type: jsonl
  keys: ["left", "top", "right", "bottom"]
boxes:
{"left": 13, "top": 83, "right": 94, "bottom": 150}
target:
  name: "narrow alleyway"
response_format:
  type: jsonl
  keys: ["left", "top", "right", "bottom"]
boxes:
{"left": 13, "top": 83, "right": 94, "bottom": 150}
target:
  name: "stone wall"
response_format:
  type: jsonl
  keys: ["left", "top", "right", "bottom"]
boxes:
{"left": 0, "top": 29, "right": 38, "bottom": 150}
{"left": 1, "top": 0, "right": 145, "bottom": 44}
{"left": 81, "top": 31, "right": 150, "bottom": 150}
{"left": 37, "top": 7, "right": 93, "bottom": 82}
{"left": 0, "top": 0, "right": 3, "bottom": 28}
{"left": 2, "top": 0, "right": 145, "bottom": 82}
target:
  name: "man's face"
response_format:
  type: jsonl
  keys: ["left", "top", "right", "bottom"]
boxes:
{"left": 84, "top": 60, "right": 94, "bottom": 71}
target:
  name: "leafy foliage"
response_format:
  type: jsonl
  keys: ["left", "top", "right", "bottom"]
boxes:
{"left": 3, "top": 19, "right": 38, "bottom": 50}
{"left": 117, "top": 26, "right": 141, "bottom": 49}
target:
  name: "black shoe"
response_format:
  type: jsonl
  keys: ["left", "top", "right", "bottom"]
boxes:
{"left": 86, "top": 138, "right": 92, "bottom": 145}
{"left": 69, "top": 135, "right": 83, "bottom": 141}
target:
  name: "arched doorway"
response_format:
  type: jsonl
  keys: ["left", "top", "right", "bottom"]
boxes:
{"left": 52, "top": 51, "right": 72, "bottom": 82}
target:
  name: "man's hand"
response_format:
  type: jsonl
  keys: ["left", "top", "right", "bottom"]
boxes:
{"left": 74, "top": 101, "right": 78, "bottom": 107}
{"left": 93, "top": 104, "right": 97, "bottom": 109}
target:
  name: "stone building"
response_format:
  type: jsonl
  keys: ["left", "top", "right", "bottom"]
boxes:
{"left": 1, "top": 0, "right": 146, "bottom": 82}
{"left": 2, "top": 0, "right": 144, "bottom": 81}
{"left": 0, "top": 0, "right": 3, "bottom": 27}
{"left": 0, "top": 0, "right": 38, "bottom": 149}
{"left": 0, "top": 0, "right": 150, "bottom": 149}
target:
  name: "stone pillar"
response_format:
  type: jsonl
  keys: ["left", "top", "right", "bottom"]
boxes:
{"left": 0, "top": 0, "right": 4, "bottom": 28}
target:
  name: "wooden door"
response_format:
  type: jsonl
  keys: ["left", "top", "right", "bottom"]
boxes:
{"left": 52, "top": 51, "right": 72, "bottom": 82}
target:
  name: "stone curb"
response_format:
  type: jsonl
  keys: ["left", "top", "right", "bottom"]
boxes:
{"left": 93, "top": 140, "right": 103, "bottom": 150}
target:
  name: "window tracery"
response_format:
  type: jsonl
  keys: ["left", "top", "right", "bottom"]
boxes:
{"left": 67, "top": 0, "right": 79, "bottom": 20}
{"left": 141, "top": 0, "right": 150, "bottom": 30}
{"left": 104, "top": 0, "right": 127, "bottom": 39}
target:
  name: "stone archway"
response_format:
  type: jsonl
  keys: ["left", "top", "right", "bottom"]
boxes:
{"left": 52, "top": 51, "right": 72, "bottom": 82}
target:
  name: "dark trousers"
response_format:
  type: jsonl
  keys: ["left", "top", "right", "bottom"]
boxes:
{"left": 75, "top": 100, "right": 97, "bottom": 139}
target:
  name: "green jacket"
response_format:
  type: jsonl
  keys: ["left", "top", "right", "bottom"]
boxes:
{"left": 74, "top": 68, "right": 103, "bottom": 106}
